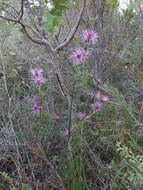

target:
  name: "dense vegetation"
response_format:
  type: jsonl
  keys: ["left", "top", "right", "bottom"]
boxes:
{"left": 0, "top": 0, "right": 143, "bottom": 189}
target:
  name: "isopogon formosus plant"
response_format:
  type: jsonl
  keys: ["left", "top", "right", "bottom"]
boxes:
{"left": 0, "top": 0, "right": 132, "bottom": 146}
{"left": 27, "top": 27, "right": 110, "bottom": 137}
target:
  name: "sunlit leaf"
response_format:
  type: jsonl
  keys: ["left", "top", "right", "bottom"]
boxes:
{"left": 106, "top": 0, "right": 119, "bottom": 9}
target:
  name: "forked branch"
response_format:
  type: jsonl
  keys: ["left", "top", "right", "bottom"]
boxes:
{"left": 55, "top": 0, "right": 86, "bottom": 51}
{"left": 0, "top": 0, "right": 86, "bottom": 52}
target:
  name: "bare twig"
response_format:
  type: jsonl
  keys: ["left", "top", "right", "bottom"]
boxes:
{"left": 0, "top": 0, "right": 24, "bottom": 22}
{"left": 55, "top": 0, "right": 86, "bottom": 51}
{"left": 0, "top": 1, "right": 42, "bottom": 39}
{"left": 56, "top": 73, "right": 67, "bottom": 97}
{"left": 0, "top": 14, "right": 18, "bottom": 22}
{"left": 0, "top": 1, "right": 20, "bottom": 15}
{"left": 24, "top": 23, "right": 42, "bottom": 39}
{"left": 0, "top": 3, "right": 54, "bottom": 50}
{"left": 68, "top": 83, "right": 75, "bottom": 143}
{"left": 18, "top": 0, "right": 24, "bottom": 22}
{"left": 0, "top": 14, "right": 53, "bottom": 49}
{"left": 0, "top": 0, "right": 86, "bottom": 52}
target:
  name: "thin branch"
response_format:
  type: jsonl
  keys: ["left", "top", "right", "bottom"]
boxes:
{"left": 0, "top": 1, "right": 42, "bottom": 40}
{"left": 54, "top": 25, "right": 62, "bottom": 43}
{"left": 0, "top": 14, "right": 53, "bottom": 48}
{"left": 0, "top": 14, "right": 18, "bottom": 22}
{"left": 0, "top": 1, "right": 20, "bottom": 15}
{"left": 18, "top": 0, "right": 24, "bottom": 22}
{"left": 65, "top": 11, "right": 71, "bottom": 30}
{"left": 55, "top": 0, "right": 86, "bottom": 51}
{"left": 56, "top": 73, "right": 67, "bottom": 97}
{"left": 68, "top": 83, "right": 75, "bottom": 143}
{"left": 0, "top": 0, "right": 86, "bottom": 52}
{"left": 26, "top": 3, "right": 46, "bottom": 36}
{"left": 0, "top": 0, "right": 24, "bottom": 22}
{"left": 24, "top": 23, "right": 42, "bottom": 39}
{"left": 20, "top": 23, "right": 45, "bottom": 45}
{"left": 0, "top": 1, "right": 54, "bottom": 48}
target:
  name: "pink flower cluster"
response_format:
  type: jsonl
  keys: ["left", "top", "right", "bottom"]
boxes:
{"left": 77, "top": 113, "right": 89, "bottom": 120}
{"left": 96, "top": 91, "right": 109, "bottom": 101}
{"left": 76, "top": 92, "right": 109, "bottom": 121}
{"left": 31, "top": 96, "right": 41, "bottom": 115}
{"left": 70, "top": 47, "right": 88, "bottom": 65}
{"left": 91, "top": 102, "right": 102, "bottom": 112}
{"left": 91, "top": 92, "right": 109, "bottom": 112}
{"left": 81, "top": 29, "right": 98, "bottom": 45}
{"left": 63, "top": 95, "right": 109, "bottom": 137}
{"left": 70, "top": 29, "right": 98, "bottom": 66}
{"left": 29, "top": 68, "right": 47, "bottom": 85}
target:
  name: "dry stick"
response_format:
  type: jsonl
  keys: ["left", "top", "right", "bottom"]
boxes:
{"left": 18, "top": 0, "right": 24, "bottom": 22}
{"left": 65, "top": 11, "right": 71, "bottom": 30}
{"left": 0, "top": 14, "right": 18, "bottom": 22}
{"left": 26, "top": 2, "right": 48, "bottom": 37}
{"left": 24, "top": 23, "right": 42, "bottom": 39}
{"left": 48, "top": 51, "right": 68, "bottom": 99}
{"left": 18, "top": 20, "right": 54, "bottom": 50}
{"left": 0, "top": 1, "right": 21, "bottom": 16}
{"left": 0, "top": 1, "right": 42, "bottom": 39}
{"left": 0, "top": 12, "right": 53, "bottom": 50}
{"left": 20, "top": 0, "right": 44, "bottom": 38}
{"left": 0, "top": 14, "right": 45, "bottom": 44}
{"left": 55, "top": 0, "right": 86, "bottom": 51}
{"left": 54, "top": 25, "right": 62, "bottom": 42}
{"left": 0, "top": 0, "right": 87, "bottom": 52}
{"left": 56, "top": 73, "right": 67, "bottom": 97}
{"left": 68, "top": 83, "right": 75, "bottom": 143}
{"left": 0, "top": 0, "right": 24, "bottom": 22}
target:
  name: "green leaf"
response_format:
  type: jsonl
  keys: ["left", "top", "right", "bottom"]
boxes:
{"left": 101, "top": 84, "right": 125, "bottom": 105}
{"left": 126, "top": 102, "right": 135, "bottom": 120}
{"left": 43, "top": 0, "right": 70, "bottom": 32}
{"left": 43, "top": 11, "right": 62, "bottom": 32}
{"left": 22, "top": 184, "right": 31, "bottom": 190}
{"left": 106, "top": 0, "right": 119, "bottom": 9}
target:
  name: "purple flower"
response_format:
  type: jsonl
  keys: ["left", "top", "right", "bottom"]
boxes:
{"left": 31, "top": 96, "right": 40, "bottom": 104}
{"left": 81, "top": 29, "right": 98, "bottom": 45}
{"left": 96, "top": 91, "right": 109, "bottom": 101}
{"left": 31, "top": 104, "right": 41, "bottom": 115}
{"left": 91, "top": 102, "right": 102, "bottom": 112}
{"left": 29, "top": 68, "right": 43, "bottom": 77}
{"left": 70, "top": 47, "right": 88, "bottom": 65}
{"left": 77, "top": 113, "right": 89, "bottom": 120}
{"left": 33, "top": 76, "right": 47, "bottom": 85}
{"left": 63, "top": 129, "right": 69, "bottom": 136}
{"left": 101, "top": 95, "right": 109, "bottom": 101}
{"left": 96, "top": 91, "right": 102, "bottom": 99}
{"left": 29, "top": 67, "right": 47, "bottom": 85}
